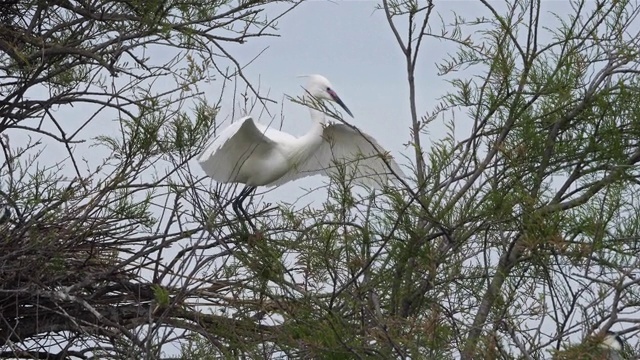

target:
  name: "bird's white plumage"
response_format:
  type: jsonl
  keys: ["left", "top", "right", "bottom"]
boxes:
{"left": 197, "top": 74, "right": 403, "bottom": 190}
{"left": 601, "top": 332, "right": 623, "bottom": 351}
{"left": 198, "top": 117, "right": 298, "bottom": 186}
{"left": 270, "top": 123, "right": 403, "bottom": 189}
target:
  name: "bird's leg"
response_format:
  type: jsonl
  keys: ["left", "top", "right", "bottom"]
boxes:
{"left": 240, "top": 186, "right": 258, "bottom": 230}
{"left": 231, "top": 187, "right": 247, "bottom": 224}
{"left": 233, "top": 185, "right": 257, "bottom": 231}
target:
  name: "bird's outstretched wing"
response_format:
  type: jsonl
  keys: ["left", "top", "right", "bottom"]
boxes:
{"left": 271, "top": 123, "right": 404, "bottom": 189}
{"left": 198, "top": 116, "right": 292, "bottom": 183}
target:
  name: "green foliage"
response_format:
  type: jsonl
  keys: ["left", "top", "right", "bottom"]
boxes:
{"left": 152, "top": 284, "right": 170, "bottom": 307}
{"left": 5, "top": 0, "right": 640, "bottom": 358}
{"left": 0, "top": 0, "right": 301, "bottom": 358}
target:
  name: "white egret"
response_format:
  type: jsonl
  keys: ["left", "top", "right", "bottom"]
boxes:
{"left": 198, "top": 74, "right": 404, "bottom": 228}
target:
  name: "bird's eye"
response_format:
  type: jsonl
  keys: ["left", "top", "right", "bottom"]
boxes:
{"left": 326, "top": 87, "right": 331, "bottom": 91}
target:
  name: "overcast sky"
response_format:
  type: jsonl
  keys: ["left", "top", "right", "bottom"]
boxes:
{"left": 7, "top": 0, "right": 578, "bottom": 206}
{"left": 218, "top": 0, "right": 631, "bottom": 344}
{"left": 5, "top": 0, "right": 635, "bottom": 356}
{"left": 204, "top": 0, "right": 576, "bottom": 205}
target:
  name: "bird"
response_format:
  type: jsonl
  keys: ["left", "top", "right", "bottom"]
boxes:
{"left": 554, "top": 330, "right": 627, "bottom": 360}
{"left": 198, "top": 74, "right": 404, "bottom": 229}
{"left": 602, "top": 330, "right": 624, "bottom": 351}
{"left": 600, "top": 331, "right": 625, "bottom": 360}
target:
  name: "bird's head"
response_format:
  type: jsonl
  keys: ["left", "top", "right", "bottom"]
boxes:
{"left": 300, "top": 74, "right": 353, "bottom": 118}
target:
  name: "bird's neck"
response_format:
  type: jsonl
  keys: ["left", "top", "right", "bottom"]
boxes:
{"left": 305, "top": 107, "right": 327, "bottom": 143}
{"left": 302, "top": 93, "right": 329, "bottom": 125}
{"left": 301, "top": 109, "right": 325, "bottom": 142}
{"left": 308, "top": 107, "right": 327, "bottom": 125}
{"left": 287, "top": 108, "right": 325, "bottom": 165}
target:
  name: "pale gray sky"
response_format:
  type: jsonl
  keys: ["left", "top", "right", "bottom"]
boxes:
{"left": 8, "top": 0, "right": 575, "bottom": 196}
{"left": 206, "top": 0, "right": 575, "bottom": 205}
{"left": 7, "top": 0, "right": 633, "bottom": 356}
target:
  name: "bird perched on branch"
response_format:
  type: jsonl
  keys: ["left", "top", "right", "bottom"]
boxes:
{"left": 198, "top": 74, "right": 403, "bottom": 229}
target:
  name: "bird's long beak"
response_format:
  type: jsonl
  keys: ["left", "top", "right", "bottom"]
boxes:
{"left": 327, "top": 89, "right": 353, "bottom": 118}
